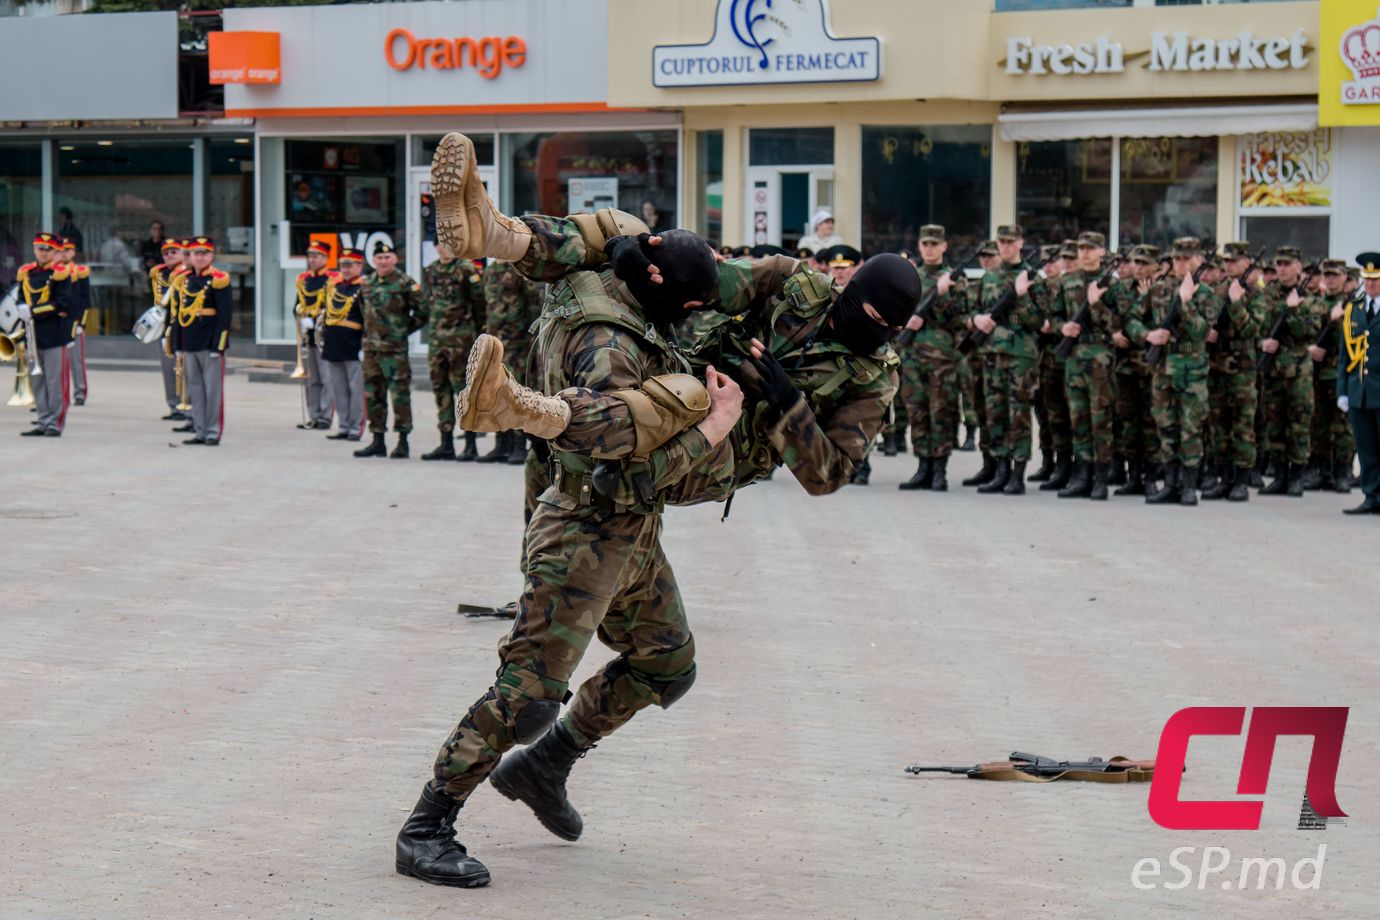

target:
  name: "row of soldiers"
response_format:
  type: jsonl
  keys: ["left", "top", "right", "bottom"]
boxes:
{"left": 882, "top": 224, "right": 1369, "bottom": 504}
{"left": 288, "top": 240, "right": 543, "bottom": 462}
{"left": 13, "top": 232, "right": 92, "bottom": 438}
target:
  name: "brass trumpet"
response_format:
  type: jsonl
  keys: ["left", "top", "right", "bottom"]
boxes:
{"left": 6, "top": 344, "right": 34, "bottom": 407}
{"left": 175, "top": 353, "right": 192, "bottom": 412}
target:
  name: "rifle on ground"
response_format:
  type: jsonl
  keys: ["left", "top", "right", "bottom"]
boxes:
{"left": 958, "top": 250, "right": 1048, "bottom": 355}
{"left": 1256, "top": 260, "right": 1323, "bottom": 374}
{"left": 1144, "top": 261, "right": 1213, "bottom": 366}
{"left": 1053, "top": 255, "right": 1125, "bottom": 361}
{"left": 895, "top": 249, "right": 980, "bottom": 348}
{"left": 905, "top": 751, "right": 1163, "bottom": 783}
{"left": 1210, "top": 248, "right": 1267, "bottom": 354}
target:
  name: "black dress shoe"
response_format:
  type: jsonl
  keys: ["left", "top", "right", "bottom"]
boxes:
{"left": 172, "top": 424, "right": 194, "bottom": 433}
{"left": 325, "top": 431, "right": 351, "bottom": 440}
{"left": 19, "top": 428, "right": 46, "bottom": 437}
{"left": 161, "top": 412, "right": 182, "bottom": 421}
{"left": 44, "top": 429, "right": 61, "bottom": 437}
{"left": 73, "top": 397, "right": 85, "bottom": 406}
{"left": 1343, "top": 495, "right": 1380, "bottom": 515}
{"left": 183, "top": 437, "right": 206, "bottom": 445}
{"left": 204, "top": 438, "right": 220, "bottom": 446}
{"left": 296, "top": 421, "right": 317, "bottom": 430}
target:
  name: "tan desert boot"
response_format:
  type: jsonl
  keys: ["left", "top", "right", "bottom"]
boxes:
{"left": 456, "top": 334, "right": 570, "bottom": 438}
{"left": 431, "top": 133, "right": 531, "bottom": 262}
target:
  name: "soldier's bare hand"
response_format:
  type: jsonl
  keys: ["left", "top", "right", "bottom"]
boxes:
{"left": 1178, "top": 273, "right": 1195, "bottom": 303}
{"left": 1261, "top": 338, "right": 1280, "bottom": 354}
{"left": 1146, "top": 329, "right": 1172, "bottom": 346}
{"left": 1229, "top": 279, "right": 1246, "bottom": 303}
{"left": 1014, "top": 272, "right": 1032, "bottom": 297}
{"left": 1207, "top": 328, "right": 1219, "bottom": 343}
{"left": 1308, "top": 345, "right": 1327, "bottom": 362}
{"left": 974, "top": 314, "right": 996, "bottom": 334}
{"left": 1061, "top": 322, "right": 1081, "bottom": 339}
{"left": 905, "top": 315, "right": 924, "bottom": 332}
{"left": 937, "top": 274, "right": 954, "bottom": 296}
{"left": 1087, "top": 281, "right": 1105, "bottom": 304}
{"left": 1113, "top": 332, "right": 1130, "bottom": 348}
{"left": 698, "top": 365, "right": 744, "bottom": 447}
{"left": 1286, "top": 289, "right": 1302, "bottom": 308}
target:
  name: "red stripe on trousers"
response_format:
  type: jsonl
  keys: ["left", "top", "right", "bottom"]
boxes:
{"left": 217, "top": 355, "right": 226, "bottom": 436}
{"left": 78, "top": 334, "right": 87, "bottom": 397}
{"left": 57, "top": 347, "right": 70, "bottom": 431}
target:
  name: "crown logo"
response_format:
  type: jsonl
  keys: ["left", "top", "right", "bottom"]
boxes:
{"left": 1342, "top": 18, "right": 1380, "bottom": 81}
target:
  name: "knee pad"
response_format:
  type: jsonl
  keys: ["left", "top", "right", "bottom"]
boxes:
{"left": 513, "top": 698, "right": 561, "bottom": 744}
{"left": 605, "top": 656, "right": 697, "bottom": 710}
{"left": 654, "top": 666, "right": 697, "bottom": 709}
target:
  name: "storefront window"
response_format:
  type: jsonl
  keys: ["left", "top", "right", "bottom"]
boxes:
{"left": 285, "top": 138, "right": 405, "bottom": 258}
{"left": 695, "top": 130, "right": 723, "bottom": 244}
{"left": 501, "top": 130, "right": 678, "bottom": 228}
{"left": 0, "top": 143, "right": 42, "bottom": 288}
{"left": 1117, "top": 136, "right": 1217, "bottom": 249}
{"left": 56, "top": 139, "right": 194, "bottom": 336}
{"left": 1016, "top": 139, "right": 1112, "bottom": 249}
{"left": 749, "top": 128, "right": 834, "bottom": 166}
{"left": 210, "top": 138, "right": 256, "bottom": 339}
{"left": 861, "top": 125, "right": 991, "bottom": 256}
{"left": 1242, "top": 216, "right": 1331, "bottom": 262}
{"left": 412, "top": 134, "right": 495, "bottom": 167}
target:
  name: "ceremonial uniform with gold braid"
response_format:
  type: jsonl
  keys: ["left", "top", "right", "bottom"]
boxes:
{"left": 295, "top": 266, "right": 337, "bottom": 428}
{"left": 321, "top": 273, "right": 366, "bottom": 439}
{"left": 170, "top": 245, "right": 233, "bottom": 443}
{"left": 150, "top": 259, "right": 189, "bottom": 415}
{"left": 1338, "top": 251, "right": 1380, "bottom": 512}
{"left": 66, "top": 259, "right": 91, "bottom": 404}
{"left": 17, "top": 240, "right": 74, "bottom": 435}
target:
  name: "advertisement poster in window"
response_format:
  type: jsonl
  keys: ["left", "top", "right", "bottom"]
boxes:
{"left": 346, "top": 176, "right": 390, "bottom": 224}
{"left": 290, "top": 174, "right": 339, "bottom": 222}
{"left": 568, "top": 177, "right": 618, "bottom": 214}
{"left": 1238, "top": 129, "right": 1332, "bottom": 209}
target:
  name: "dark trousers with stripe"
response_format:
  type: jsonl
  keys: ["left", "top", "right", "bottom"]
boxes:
{"left": 1349, "top": 406, "right": 1380, "bottom": 500}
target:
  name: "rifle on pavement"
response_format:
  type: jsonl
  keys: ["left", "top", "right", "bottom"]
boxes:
{"left": 958, "top": 249, "right": 1049, "bottom": 355}
{"left": 1053, "top": 255, "right": 1125, "bottom": 361}
{"left": 1256, "top": 260, "right": 1322, "bottom": 374}
{"left": 1209, "top": 247, "right": 1266, "bottom": 354}
{"left": 905, "top": 751, "right": 1164, "bottom": 783}
{"left": 1144, "top": 260, "right": 1213, "bottom": 366}
{"left": 895, "top": 249, "right": 980, "bottom": 348}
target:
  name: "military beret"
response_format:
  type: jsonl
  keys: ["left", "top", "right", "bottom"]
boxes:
{"left": 977, "top": 240, "right": 999, "bottom": 256}
{"left": 1357, "top": 251, "right": 1380, "bottom": 279}
{"left": 1171, "top": 237, "right": 1201, "bottom": 257}
{"left": 996, "top": 224, "right": 1024, "bottom": 240}
{"left": 373, "top": 241, "right": 395, "bottom": 255}
{"left": 1320, "top": 259, "right": 1347, "bottom": 275}
{"left": 1129, "top": 244, "right": 1160, "bottom": 264}
{"left": 1076, "top": 230, "right": 1107, "bottom": 249}
{"left": 749, "top": 243, "right": 791, "bottom": 258}
{"left": 307, "top": 239, "right": 333, "bottom": 257}
{"left": 187, "top": 236, "right": 215, "bottom": 251}
{"left": 1274, "top": 245, "right": 1302, "bottom": 263}
{"left": 919, "top": 224, "right": 946, "bottom": 243}
{"left": 1222, "top": 241, "right": 1252, "bottom": 259}
{"left": 338, "top": 248, "right": 365, "bottom": 263}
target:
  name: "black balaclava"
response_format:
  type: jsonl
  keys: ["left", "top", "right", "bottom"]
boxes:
{"left": 827, "top": 253, "right": 921, "bottom": 354}
{"left": 621, "top": 230, "right": 719, "bottom": 329}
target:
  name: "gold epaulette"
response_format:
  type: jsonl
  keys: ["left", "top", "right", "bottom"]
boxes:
{"left": 296, "top": 270, "right": 313, "bottom": 282}
{"left": 149, "top": 264, "right": 162, "bottom": 280}
{"left": 73, "top": 265, "right": 90, "bottom": 280}
{"left": 50, "top": 265, "right": 71, "bottom": 280}
{"left": 16, "top": 263, "right": 32, "bottom": 281}
{"left": 209, "top": 270, "right": 230, "bottom": 290}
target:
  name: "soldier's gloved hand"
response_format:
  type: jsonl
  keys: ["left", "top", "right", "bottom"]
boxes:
{"left": 606, "top": 233, "right": 663, "bottom": 287}
{"left": 745, "top": 337, "right": 800, "bottom": 420}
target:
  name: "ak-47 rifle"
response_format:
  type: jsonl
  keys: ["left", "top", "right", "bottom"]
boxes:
{"left": 1210, "top": 248, "right": 1267, "bottom": 354}
{"left": 1256, "top": 260, "right": 1323, "bottom": 374}
{"left": 905, "top": 751, "right": 1162, "bottom": 783}
{"left": 895, "top": 249, "right": 980, "bottom": 348}
{"left": 958, "top": 249, "right": 1048, "bottom": 355}
{"left": 1144, "top": 260, "right": 1213, "bottom": 367}
{"left": 1313, "top": 289, "right": 1365, "bottom": 355}
{"left": 1053, "top": 255, "right": 1125, "bottom": 361}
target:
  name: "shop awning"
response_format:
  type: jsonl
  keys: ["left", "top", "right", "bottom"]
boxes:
{"left": 998, "top": 104, "right": 1318, "bottom": 142}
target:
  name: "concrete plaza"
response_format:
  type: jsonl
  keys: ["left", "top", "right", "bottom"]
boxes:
{"left": 2, "top": 370, "right": 1376, "bottom": 919}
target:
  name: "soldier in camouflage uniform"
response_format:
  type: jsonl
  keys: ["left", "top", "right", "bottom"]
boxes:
{"left": 897, "top": 225, "right": 969, "bottom": 492}
{"left": 1031, "top": 241, "right": 1074, "bottom": 489}
{"left": 354, "top": 243, "right": 424, "bottom": 459}
{"left": 480, "top": 260, "right": 545, "bottom": 464}
{"left": 1201, "top": 242, "right": 1265, "bottom": 501}
{"left": 1303, "top": 259, "right": 1356, "bottom": 492}
{"left": 1124, "top": 237, "right": 1217, "bottom": 505}
{"left": 959, "top": 241, "right": 1001, "bottom": 458}
{"left": 1256, "top": 246, "right": 1323, "bottom": 496}
{"left": 419, "top": 253, "right": 486, "bottom": 461}
{"left": 1051, "top": 231, "right": 1121, "bottom": 500}
{"left": 957, "top": 353, "right": 979, "bottom": 450}
{"left": 965, "top": 224, "right": 1044, "bottom": 495}
{"left": 1111, "top": 246, "right": 1160, "bottom": 496}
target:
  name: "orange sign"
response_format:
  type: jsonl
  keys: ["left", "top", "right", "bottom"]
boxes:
{"left": 384, "top": 29, "right": 527, "bottom": 79}
{"left": 308, "top": 233, "right": 339, "bottom": 269}
{"left": 209, "top": 31, "right": 282, "bottom": 85}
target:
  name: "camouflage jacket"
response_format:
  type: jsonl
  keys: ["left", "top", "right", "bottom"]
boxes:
{"left": 908, "top": 262, "right": 970, "bottom": 361}
{"left": 1111, "top": 276, "right": 1150, "bottom": 373}
{"left": 421, "top": 258, "right": 485, "bottom": 349}
{"left": 1209, "top": 276, "right": 1266, "bottom": 366}
{"left": 1311, "top": 289, "right": 1351, "bottom": 381}
{"left": 973, "top": 260, "right": 1043, "bottom": 360}
{"left": 1123, "top": 276, "right": 1216, "bottom": 359}
{"left": 362, "top": 268, "right": 423, "bottom": 353}
{"left": 1256, "top": 280, "right": 1324, "bottom": 377}
{"left": 483, "top": 261, "right": 544, "bottom": 345}
{"left": 1053, "top": 265, "right": 1123, "bottom": 352}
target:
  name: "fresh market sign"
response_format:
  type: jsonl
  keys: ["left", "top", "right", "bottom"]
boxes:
{"left": 1005, "top": 29, "right": 1309, "bottom": 76}
{"left": 653, "top": 0, "right": 879, "bottom": 88}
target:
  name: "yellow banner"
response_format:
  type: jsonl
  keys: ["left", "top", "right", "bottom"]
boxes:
{"left": 1319, "top": 0, "right": 1380, "bottom": 126}
{"left": 1239, "top": 130, "right": 1332, "bottom": 208}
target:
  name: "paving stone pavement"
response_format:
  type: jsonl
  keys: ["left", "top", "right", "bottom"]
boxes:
{"left": 2, "top": 371, "right": 1376, "bottom": 919}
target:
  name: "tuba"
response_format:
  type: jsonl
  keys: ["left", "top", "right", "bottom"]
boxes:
{"left": 0, "top": 283, "right": 20, "bottom": 362}
{"left": 132, "top": 305, "right": 168, "bottom": 344}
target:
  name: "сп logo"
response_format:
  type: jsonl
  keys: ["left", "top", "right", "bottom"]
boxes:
{"left": 731, "top": 0, "right": 781, "bottom": 69}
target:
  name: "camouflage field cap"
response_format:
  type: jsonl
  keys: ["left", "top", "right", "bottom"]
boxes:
{"left": 977, "top": 239, "right": 999, "bottom": 256}
{"left": 996, "top": 224, "right": 1024, "bottom": 241}
{"left": 919, "top": 224, "right": 946, "bottom": 243}
{"left": 1038, "top": 244, "right": 1062, "bottom": 262}
{"left": 1058, "top": 240, "right": 1078, "bottom": 259}
{"left": 1076, "top": 230, "right": 1107, "bottom": 249}
{"left": 1171, "top": 237, "right": 1201, "bottom": 258}
{"left": 1130, "top": 244, "right": 1161, "bottom": 264}
{"left": 1274, "top": 244, "right": 1303, "bottom": 263}
{"left": 1320, "top": 258, "right": 1348, "bottom": 276}
{"left": 1222, "top": 241, "right": 1252, "bottom": 259}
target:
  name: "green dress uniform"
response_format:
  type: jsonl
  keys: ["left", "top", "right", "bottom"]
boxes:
{"left": 1338, "top": 258, "right": 1380, "bottom": 513}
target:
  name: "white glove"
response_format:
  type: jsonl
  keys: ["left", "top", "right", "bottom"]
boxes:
{"left": 75, "top": 325, "right": 85, "bottom": 336}
{"left": 1338, "top": 395, "right": 1350, "bottom": 413}
{"left": 17, "top": 303, "right": 31, "bottom": 321}
{"left": 300, "top": 317, "right": 315, "bottom": 332}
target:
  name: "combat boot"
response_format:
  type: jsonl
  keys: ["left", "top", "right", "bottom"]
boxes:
{"left": 1249, "top": 455, "right": 1267, "bottom": 488}
{"left": 1284, "top": 462, "right": 1304, "bottom": 497}
{"left": 458, "top": 432, "right": 479, "bottom": 462}
{"left": 1146, "top": 463, "right": 1181, "bottom": 504}
{"left": 489, "top": 722, "right": 592, "bottom": 841}
{"left": 477, "top": 430, "right": 510, "bottom": 463}
{"left": 1001, "top": 461, "right": 1027, "bottom": 495}
{"left": 1299, "top": 458, "right": 1324, "bottom": 491}
{"left": 1200, "top": 465, "right": 1233, "bottom": 500}
{"left": 431, "top": 132, "right": 532, "bottom": 262}
{"left": 1197, "top": 462, "right": 1219, "bottom": 494}
{"left": 1089, "top": 462, "right": 1110, "bottom": 501}
{"left": 897, "top": 457, "right": 932, "bottom": 491}
{"left": 1260, "top": 462, "right": 1289, "bottom": 495}
{"left": 977, "top": 458, "right": 1011, "bottom": 494}
{"left": 1226, "top": 467, "right": 1251, "bottom": 502}
{"left": 353, "top": 433, "right": 387, "bottom": 458}
{"left": 1180, "top": 465, "right": 1200, "bottom": 506}
{"left": 1264, "top": 456, "right": 1279, "bottom": 480}
{"left": 929, "top": 456, "right": 949, "bottom": 492}
{"left": 458, "top": 335, "right": 570, "bottom": 437}
{"left": 395, "top": 783, "right": 491, "bottom": 888}
{"left": 1316, "top": 461, "right": 1335, "bottom": 492}
{"left": 1057, "top": 460, "right": 1092, "bottom": 499}
{"left": 894, "top": 429, "right": 908, "bottom": 454}
{"left": 1107, "top": 455, "right": 1128, "bottom": 487}
{"left": 881, "top": 431, "right": 898, "bottom": 457}
{"left": 850, "top": 458, "right": 871, "bottom": 486}
{"left": 962, "top": 452, "right": 996, "bottom": 487}
{"left": 390, "top": 433, "right": 410, "bottom": 459}
{"left": 1039, "top": 451, "right": 1072, "bottom": 491}
{"left": 958, "top": 426, "right": 976, "bottom": 452}
{"left": 421, "top": 432, "right": 455, "bottom": 461}
{"left": 1333, "top": 459, "right": 1353, "bottom": 493}
{"left": 506, "top": 433, "right": 528, "bottom": 465}
{"left": 1114, "top": 461, "right": 1146, "bottom": 497}
{"left": 1028, "top": 449, "right": 1055, "bottom": 482}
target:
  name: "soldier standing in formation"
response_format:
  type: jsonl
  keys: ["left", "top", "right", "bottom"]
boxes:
{"left": 419, "top": 249, "right": 485, "bottom": 461}
{"left": 1256, "top": 246, "right": 1323, "bottom": 496}
{"left": 1202, "top": 242, "right": 1264, "bottom": 501}
{"left": 1306, "top": 260, "right": 1357, "bottom": 492}
{"left": 293, "top": 239, "right": 337, "bottom": 431}
{"left": 1031, "top": 241, "right": 1073, "bottom": 489}
{"left": 150, "top": 238, "right": 189, "bottom": 422}
{"left": 16, "top": 231, "right": 73, "bottom": 438}
{"left": 169, "top": 236, "right": 232, "bottom": 446}
{"left": 321, "top": 248, "right": 368, "bottom": 442}
{"left": 1111, "top": 246, "right": 1160, "bottom": 497}
{"left": 478, "top": 258, "right": 543, "bottom": 464}
{"left": 354, "top": 242, "right": 423, "bottom": 460}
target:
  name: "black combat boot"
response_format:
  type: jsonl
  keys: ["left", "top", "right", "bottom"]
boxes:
{"left": 1028, "top": 449, "right": 1055, "bottom": 482}
{"left": 1249, "top": 455, "right": 1267, "bottom": 488}
{"left": 850, "top": 457, "right": 871, "bottom": 486}
{"left": 977, "top": 458, "right": 1011, "bottom": 494}
{"left": 1284, "top": 462, "right": 1304, "bottom": 497}
{"left": 881, "top": 431, "right": 898, "bottom": 457}
{"left": 1114, "top": 461, "right": 1146, "bottom": 496}
{"left": 507, "top": 433, "right": 529, "bottom": 465}
{"left": 962, "top": 452, "right": 996, "bottom": 487}
{"left": 1089, "top": 462, "right": 1110, "bottom": 501}
{"left": 1200, "top": 465, "right": 1233, "bottom": 500}
{"left": 958, "top": 426, "right": 976, "bottom": 452}
{"left": 1107, "top": 455, "right": 1128, "bottom": 487}
{"left": 395, "top": 784, "right": 491, "bottom": 888}
{"left": 1264, "top": 456, "right": 1279, "bottom": 479}
{"left": 1260, "top": 461, "right": 1289, "bottom": 495}
{"left": 929, "top": 455, "right": 949, "bottom": 492}
{"left": 1039, "top": 451, "right": 1072, "bottom": 491}
{"left": 894, "top": 429, "right": 908, "bottom": 454}
{"left": 421, "top": 432, "right": 456, "bottom": 461}
{"left": 1333, "top": 459, "right": 1353, "bottom": 493}
{"left": 1226, "top": 466, "right": 1251, "bottom": 502}
{"left": 489, "top": 722, "right": 592, "bottom": 841}
{"left": 390, "top": 432, "right": 410, "bottom": 459}
{"left": 1299, "top": 458, "right": 1324, "bottom": 491}
{"left": 476, "top": 430, "right": 510, "bottom": 463}
{"left": 1002, "top": 461, "right": 1027, "bottom": 495}
{"left": 1058, "top": 460, "right": 1092, "bottom": 498}
{"left": 458, "top": 432, "right": 479, "bottom": 462}
{"left": 1198, "top": 462, "right": 1219, "bottom": 494}
{"left": 1146, "top": 463, "right": 1181, "bottom": 504}
{"left": 1180, "top": 465, "right": 1200, "bottom": 506}
{"left": 353, "top": 433, "right": 387, "bottom": 458}
{"left": 897, "top": 457, "right": 933, "bottom": 491}
{"left": 1316, "top": 460, "right": 1335, "bottom": 492}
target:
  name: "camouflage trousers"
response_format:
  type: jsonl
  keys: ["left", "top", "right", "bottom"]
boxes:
{"left": 1150, "top": 354, "right": 1208, "bottom": 467}
{"left": 427, "top": 339, "right": 473, "bottom": 434}
{"left": 1206, "top": 356, "right": 1258, "bottom": 470}
{"left": 1115, "top": 364, "right": 1157, "bottom": 465}
{"left": 363, "top": 348, "right": 412, "bottom": 434}
{"left": 1036, "top": 351, "right": 1073, "bottom": 454}
{"left": 885, "top": 396, "right": 908, "bottom": 443}
{"left": 900, "top": 349, "right": 959, "bottom": 459}
{"left": 433, "top": 503, "right": 695, "bottom": 802}
{"left": 958, "top": 355, "right": 980, "bottom": 431}
{"left": 1065, "top": 346, "right": 1117, "bottom": 464}
{"left": 1261, "top": 365, "right": 1314, "bottom": 466}
{"left": 980, "top": 353, "right": 1038, "bottom": 462}
{"left": 1311, "top": 369, "right": 1355, "bottom": 464}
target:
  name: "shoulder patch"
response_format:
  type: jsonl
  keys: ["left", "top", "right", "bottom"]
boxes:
{"left": 210, "top": 272, "right": 230, "bottom": 290}
{"left": 297, "top": 271, "right": 312, "bottom": 282}
{"left": 17, "top": 264, "right": 32, "bottom": 280}
{"left": 50, "top": 265, "right": 71, "bottom": 280}
{"left": 74, "top": 265, "right": 90, "bottom": 280}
